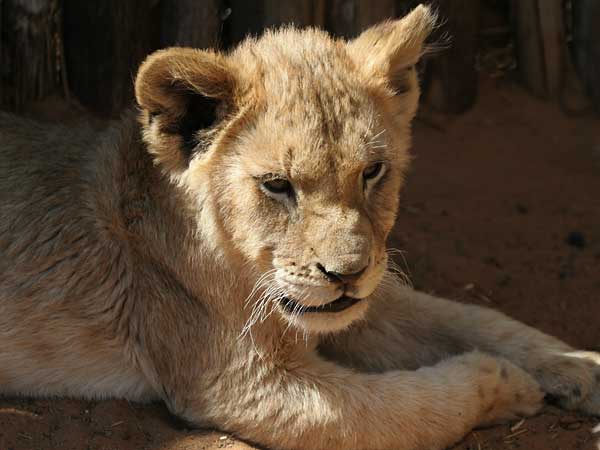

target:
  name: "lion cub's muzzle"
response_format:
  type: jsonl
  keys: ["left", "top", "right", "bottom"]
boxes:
{"left": 273, "top": 258, "right": 373, "bottom": 310}
{"left": 271, "top": 254, "right": 386, "bottom": 332}
{"left": 276, "top": 262, "right": 368, "bottom": 314}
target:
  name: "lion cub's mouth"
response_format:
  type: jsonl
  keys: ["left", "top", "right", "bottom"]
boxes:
{"left": 279, "top": 295, "right": 364, "bottom": 314}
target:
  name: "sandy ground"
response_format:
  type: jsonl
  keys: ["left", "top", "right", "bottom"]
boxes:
{"left": 1, "top": 76, "right": 599, "bottom": 450}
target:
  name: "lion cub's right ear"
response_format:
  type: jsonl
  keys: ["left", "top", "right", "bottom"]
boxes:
{"left": 135, "top": 48, "right": 235, "bottom": 174}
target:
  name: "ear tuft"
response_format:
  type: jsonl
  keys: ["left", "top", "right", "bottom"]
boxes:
{"left": 348, "top": 5, "right": 436, "bottom": 83}
{"left": 135, "top": 48, "right": 234, "bottom": 173}
{"left": 348, "top": 5, "right": 437, "bottom": 73}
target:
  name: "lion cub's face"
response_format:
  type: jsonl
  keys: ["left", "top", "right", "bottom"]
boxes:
{"left": 135, "top": 6, "right": 434, "bottom": 333}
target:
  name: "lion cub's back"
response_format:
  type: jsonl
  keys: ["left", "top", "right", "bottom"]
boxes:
{"left": 0, "top": 114, "right": 156, "bottom": 401}
{"left": 0, "top": 112, "right": 98, "bottom": 201}
{"left": 0, "top": 113, "right": 97, "bottom": 275}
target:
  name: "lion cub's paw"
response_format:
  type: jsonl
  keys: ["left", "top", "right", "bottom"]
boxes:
{"left": 532, "top": 350, "right": 600, "bottom": 415}
{"left": 460, "top": 352, "right": 544, "bottom": 426}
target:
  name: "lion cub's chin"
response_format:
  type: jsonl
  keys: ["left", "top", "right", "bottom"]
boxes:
{"left": 278, "top": 298, "right": 370, "bottom": 334}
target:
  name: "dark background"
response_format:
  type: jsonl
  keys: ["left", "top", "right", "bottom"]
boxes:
{"left": 1, "top": 0, "right": 599, "bottom": 117}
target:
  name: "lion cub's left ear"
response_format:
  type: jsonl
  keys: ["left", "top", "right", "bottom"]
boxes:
{"left": 135, "top": 48, "right": 235, "bottom": 174}
{"left": 347, "top": 5, "right": 436, "bottom": 117}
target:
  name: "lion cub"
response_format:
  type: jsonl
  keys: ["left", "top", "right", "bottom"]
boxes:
{"left": 1, "top": 5, "right": 599, "bottom": 450}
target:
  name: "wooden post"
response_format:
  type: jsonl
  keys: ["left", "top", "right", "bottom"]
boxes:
{"left": 511, "top": 0, "right": 546, "bottom": 97}
{"left": 225, "top": 1, "right": 264, "bottom": 46}
{"left": 327, "top": 0, "right": 396, "bottom": 38}
{"left": 62, "top": 1, "right": 161, "bottom": 116}
{"left": 425, "top": 0, "right": 481, "bottom": 114}
{"left": 161, "top": 0, "right": 223, "bottom": 49}
{"left": 512, "top": 0, "right": 570, "bottom": 100}
{"left": 538, "top": 0, "right": 564, "bottom": 97}
{"left": 227, "top": 0, "right": 325, "bottom": 47}
{"left": 0, "top": 0, "right": 63, "bottom": 111}
{"left": 262, "top": 0, "right": 325, "bottom": 28}
{"left": 572, "top": 0, "right": 600, "bottom": 112}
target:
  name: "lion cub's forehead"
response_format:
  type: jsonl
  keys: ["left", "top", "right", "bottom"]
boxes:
{"left": 242, "top": 27, "right": 372, "bottom": 122}
{"left": 234, "top": 28, "right": 386, "bottom": 180}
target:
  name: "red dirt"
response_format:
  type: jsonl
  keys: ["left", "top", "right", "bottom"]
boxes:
{"left": 1, "top": 77, "right": 599, "bottom": 450}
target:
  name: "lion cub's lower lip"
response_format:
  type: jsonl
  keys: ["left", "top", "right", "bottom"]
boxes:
{"left": 279, "top": 295, "right": 363, "bottom": 314}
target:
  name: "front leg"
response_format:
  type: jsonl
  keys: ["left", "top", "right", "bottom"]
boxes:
{"left": 171, "top": 350, "right": 542, "bottom": 450}
{"left": 320, "top": 275, "right": 600, "bottom": 415}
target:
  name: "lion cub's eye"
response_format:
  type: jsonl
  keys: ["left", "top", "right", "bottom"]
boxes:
{"left": 262, "top": 178, "right": 293, "bottom": 196}
{"left": 363, "top": 162, "right": 385, "bottom": 181}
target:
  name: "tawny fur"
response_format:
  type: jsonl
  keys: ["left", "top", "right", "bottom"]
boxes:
{"left": 1, "top": 5, "right": 599, "bottom": 450}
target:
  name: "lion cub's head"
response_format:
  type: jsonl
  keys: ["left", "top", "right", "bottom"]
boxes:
{"left": 135, "top": 5, "right": 435, "bottom": 334}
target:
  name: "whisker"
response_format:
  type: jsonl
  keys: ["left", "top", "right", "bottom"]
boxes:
{"left": 386, "top": 247, "right": 413, "bottom": 287}
{"left": 368, "top": 128, "right": 387, "bottom": 143}
{"left": 239, "top": 271, "right": 279, "bottom": 340}
{"left": 243, "top": 268, "right": 277, "bottom": 307}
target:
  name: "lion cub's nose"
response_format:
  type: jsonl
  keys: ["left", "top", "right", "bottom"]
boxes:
{"left": 316, "top": 263, "right": 368, "bottom": 285}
